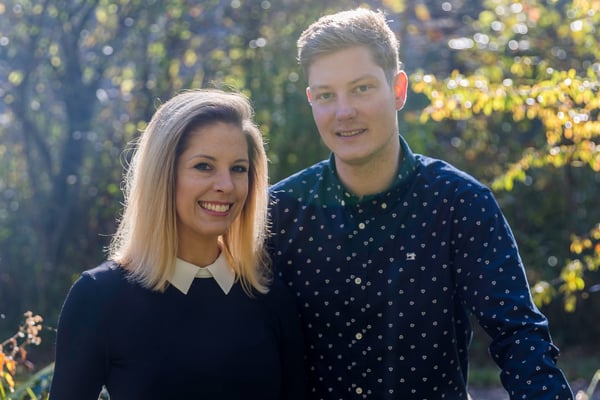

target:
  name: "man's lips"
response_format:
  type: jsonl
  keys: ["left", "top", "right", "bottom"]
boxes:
{"left": 337, "top": 129, "right": 366, "bottom": 137}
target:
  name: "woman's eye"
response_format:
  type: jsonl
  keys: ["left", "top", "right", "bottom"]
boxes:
{"left": 194, "top": 163, "right": 211, "bottom": 171}
{"left": 232, "top": 165, "right": 248, "bottom": 173}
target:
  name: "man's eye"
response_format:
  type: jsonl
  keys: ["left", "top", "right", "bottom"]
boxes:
{"left": 316, "top": 92, "right": 333, "bottom": 101}
{"left": 356, "top": 84, "right": 371, "bottom": 93}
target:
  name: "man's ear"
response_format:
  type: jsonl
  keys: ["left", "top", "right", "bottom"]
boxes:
{"left": 306, "top": 86, "right": 313, "bottom": 105}
{"left": 394, "top": 71, "right": 408, "bottom": 110}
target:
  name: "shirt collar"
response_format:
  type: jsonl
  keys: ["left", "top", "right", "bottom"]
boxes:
{"left": 328, "top": 135, "right": 418, "bottom": 206}
{"left": 169, "top": 252, "right": 235, "bottom": 295}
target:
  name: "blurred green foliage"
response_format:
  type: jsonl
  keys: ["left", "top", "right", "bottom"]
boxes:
{"left": 411, "top": 0, "right": 600, "bottom": 316}
{"left": 0, "top": 0, "right": 598, "bottom": 368}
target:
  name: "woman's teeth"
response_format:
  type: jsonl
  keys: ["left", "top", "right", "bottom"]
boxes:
{"left": 200, "top": 202, "right": 230, "bottom": 212}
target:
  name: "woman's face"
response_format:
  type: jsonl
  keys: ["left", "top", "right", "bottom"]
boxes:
{"left": 174, "top": 122, "right": 249, "bottom": 249}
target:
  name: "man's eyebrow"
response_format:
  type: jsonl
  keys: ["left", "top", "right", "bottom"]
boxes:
{"left": 309, "top": 74, "right": 378, "bottom": 90}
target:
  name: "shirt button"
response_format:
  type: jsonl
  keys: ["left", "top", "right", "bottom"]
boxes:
{"left": 358, "top": 222, "right": 366, "bottom": 229}
{"left": 355, "top": 332, "right": 363, "bottom": 340}
{"left": 356, "top": 387, "right": 363, "bottom": 395}
{"left": 354, "top": 277, "right": 362, "bottom": 285}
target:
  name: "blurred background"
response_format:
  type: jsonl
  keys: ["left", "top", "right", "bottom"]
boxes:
{"left": 0, "top": 0, "right": 598, "bottom": 392}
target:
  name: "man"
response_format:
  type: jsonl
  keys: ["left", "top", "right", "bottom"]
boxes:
{"left": 267, "top": 7, "right": 573, "bottom": 400}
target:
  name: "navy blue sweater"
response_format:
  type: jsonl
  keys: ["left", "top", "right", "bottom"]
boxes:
{"left": 50, "top": 261, "right": 306, "bottom": 399}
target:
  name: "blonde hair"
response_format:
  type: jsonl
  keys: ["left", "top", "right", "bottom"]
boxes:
{"left": 297, "top": 8, "right": 402, "bottom": 84}
{"left": 108, "top": 89, "right": 271, "bottom": 295}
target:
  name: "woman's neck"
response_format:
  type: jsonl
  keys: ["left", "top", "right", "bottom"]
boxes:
{"left": 177, "top": 237, "right": 220, "bottom": 267}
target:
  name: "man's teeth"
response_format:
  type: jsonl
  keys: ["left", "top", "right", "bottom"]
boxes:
{"left": 338, "top": 129, "right": 362, "bottom": 137}
{"left": 201, "top": 202, "right": 230, "bottom": 212}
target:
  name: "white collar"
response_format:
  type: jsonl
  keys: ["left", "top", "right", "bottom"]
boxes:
{"left": 169, "top": 252, "right": 235, "bottom": 295}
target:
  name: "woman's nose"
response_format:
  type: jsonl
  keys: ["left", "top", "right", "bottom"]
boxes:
{"left": 214, "top": 171, "right": 234, "bottom": 192}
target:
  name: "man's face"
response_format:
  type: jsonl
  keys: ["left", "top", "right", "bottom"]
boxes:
{"left": 306, "top": 46, "right": 407, "bottom": 169}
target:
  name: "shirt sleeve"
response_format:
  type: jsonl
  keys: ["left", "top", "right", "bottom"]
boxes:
{"left": 451, "top": 187, "right": 573, "bottom": 399}
{"left": 49, "top": 273, "right": 106, "bottom": 400}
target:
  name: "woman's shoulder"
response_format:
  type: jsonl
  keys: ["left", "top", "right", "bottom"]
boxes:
{"left": 72, "top": 260, "right": 128, "bottom": 292}
{"left": 83, "top": 260, "right": 124, "bottom": 278}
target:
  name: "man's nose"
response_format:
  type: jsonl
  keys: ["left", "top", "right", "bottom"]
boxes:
{"left": 335, "top": 95, "right": 357, "bottom": 120}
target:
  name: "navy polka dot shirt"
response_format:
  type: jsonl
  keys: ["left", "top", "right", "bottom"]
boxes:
{"left": 268, "top": 136, "right": 573, "bottom": 400}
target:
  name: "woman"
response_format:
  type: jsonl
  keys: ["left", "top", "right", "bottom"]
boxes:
{"left": 50, "top": 89, "right": 306, "bottom": 399}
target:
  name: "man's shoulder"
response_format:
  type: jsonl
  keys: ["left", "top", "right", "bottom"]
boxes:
{"left": 416, "top": 154, "right": 490, "bottom": 193}
{"left": 270, "top": 159, "right": 331, "bottom": 194}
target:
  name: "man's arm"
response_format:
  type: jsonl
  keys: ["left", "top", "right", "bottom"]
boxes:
{"left": 452, "top": 187, "right": 573, "bottom": 399}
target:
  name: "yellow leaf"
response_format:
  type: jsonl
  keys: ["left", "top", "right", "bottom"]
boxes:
{"left": 96, "top": 8, "right": 108, "bottom": 24}
{"left": 532, "top": 281, "right": 555, "bottom": 307}
{"left": 382, "top": 0, "right": 406, "bottom": 13}
{"left": 564, "top": 295, "right": 576, "bottom": 313}
{"left": 183, "top": 49, "right": 198, "bottom": 67}
{"left": 414, "top": 4, "right": 431, "bottom": 21}
{"left": 5, "top": 359, "right": 15, "bottom": 376}
{"left": 571, "top": 241, "right": 584, "bottom": 254}
{"left": 8, "top": 71, "right": 24, "bottom": 86}
{"left": 168, "top": 60, "right": 181, "bottom": 78}
{"left": 2, "top": 370, "right": 15, "bottom": 391}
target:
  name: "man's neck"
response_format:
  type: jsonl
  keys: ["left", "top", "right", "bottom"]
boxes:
{"left": 335, "top": 139, "right": 401, "bottom": 199}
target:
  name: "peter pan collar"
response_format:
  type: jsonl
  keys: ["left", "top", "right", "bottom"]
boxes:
{"left": 169, "top": 252, "right": 235, "bottom": 295}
